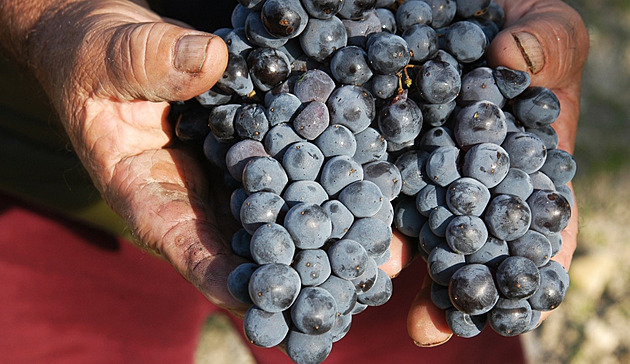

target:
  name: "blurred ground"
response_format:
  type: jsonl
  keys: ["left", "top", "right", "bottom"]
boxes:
{"left": 195, "top": 1, "right": 630, "bottom": 363}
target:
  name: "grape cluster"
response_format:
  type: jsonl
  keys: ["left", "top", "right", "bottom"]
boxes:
{"left": 172, "top": 0, "right": 576, "bottom": 361}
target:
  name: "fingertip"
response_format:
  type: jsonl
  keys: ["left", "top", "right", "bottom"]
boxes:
{"left": 379, "top": 230, "right": 414, "bottom": 278}
{"left": 407, "top": 276, "right": 453, "bottom": 347}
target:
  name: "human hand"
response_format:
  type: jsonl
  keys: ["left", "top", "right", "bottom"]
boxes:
{"left": 11, "top": 0, "right": 251, "bottom": 313}
{"left": 394, "top": 0, "right": 588, "bottom": 347}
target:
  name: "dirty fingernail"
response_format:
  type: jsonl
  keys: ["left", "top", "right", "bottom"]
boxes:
{"left": 174, "top": 34, "right": 211, "bottom": 73}
{"left": 512, "top": 31, "right": 545, "bottom": 74}
{"left": 414, "top": 334, "right": 453, "bottom": 348}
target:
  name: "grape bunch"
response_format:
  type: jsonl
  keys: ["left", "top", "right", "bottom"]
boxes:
{"left": 171, "top": 0, "right": 576, "bottom": 362}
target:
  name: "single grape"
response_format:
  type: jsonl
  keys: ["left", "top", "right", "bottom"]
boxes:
{"left": 227, "top": 262, "right": 259, "bottom": 304}
{"left": 291, "top": 286, "right": 338, "bottom": 335}
{"left": 488, "top": 298, "right": 533, "bottom": 337}
{"left": 293, "top": 249, "right": 332, "bottom": 286}
{"left": 484, "top": 194, "right": 531, "bottom": 241}
{"left": 249, "top": 263, "right": 301, "bottom": 312}
{"left": 449, "top": 263, "right": 499, "bottom": 315}
{"left": 496, "top": 256, "right": 541, "bottom": 299}
{"left": 284, "top": 202, "right": 332, "bottom": 249}
{"left": 244, "top": 306, "right": 290, "bottom": 348}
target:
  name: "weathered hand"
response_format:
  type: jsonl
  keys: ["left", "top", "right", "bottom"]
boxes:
{"left": 12, "top": 0, "right": 250, "bottom": 313}
{"left": 398, "top": 0, "right": 589, "bottom": 347}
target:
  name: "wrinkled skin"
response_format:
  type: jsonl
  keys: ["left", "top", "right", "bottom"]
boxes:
{"left": 0, "top": 0, "right": 587, "bottom": 349}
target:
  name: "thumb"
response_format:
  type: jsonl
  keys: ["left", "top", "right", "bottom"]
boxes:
{"left": 104, "top": 22, "right": 228, "bottom": 102}
{"left": 487, "top": 1, "right": 589, "bottom": 89}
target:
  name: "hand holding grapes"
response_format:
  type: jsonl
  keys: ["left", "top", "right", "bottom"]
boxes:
{"left": 406, "top": 0, "right": 588, "bottom": 347}
{"left": 0, "top": 0, "right": 251, "bottom": 312}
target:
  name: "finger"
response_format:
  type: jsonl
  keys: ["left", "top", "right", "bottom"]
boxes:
{"left": 488, "top": 0, "right": 589, "bottom": 90}
{"left": 379, "top": 230, "right": 415, "bottom": 278}
{"left": 103, "top": 21, "right": 228, "bottom": 102}
{"left": 407, "top": 275, "right": 453, "bottom": 347}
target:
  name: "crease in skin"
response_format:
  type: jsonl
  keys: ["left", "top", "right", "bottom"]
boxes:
{"left": 414, "top": 333, "right": 453, "bottom": 348}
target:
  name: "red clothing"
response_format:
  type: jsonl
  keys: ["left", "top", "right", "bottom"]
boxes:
{"left": 0, "top": 195, "right": 524, "bottom": 364}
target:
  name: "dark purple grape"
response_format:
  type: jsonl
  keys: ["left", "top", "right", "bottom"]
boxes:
{"left": 488, "top": 298, "right": 532, "bottom": 337}
{"left": 263, "top": 123, "right": 305, "bottom": 158}
{"left": 286, "top": 330, "right": 333, "bottom": 364}
{"left": 320, "top": 155, "right": 364, "bottom": 196}
{"left": 250, "top": 223, "right": 296, "bottom": 265}
{"left": 423, "top": 0, "right": 456, "bottom": 28}
{"left": 501, "top": 132, "right": 547, "bottom": 174}
{"left": 449, "top": 263, "right": 499, "bottom": 315}
{"left": 244, "top": 306, "right": 290, "bottom": 348}
{"left": 512, "top": 87, "right": 561, "bottom": 129}
{"left": 496, "top": 256, "right": 540, "bottom": 299}
{"left": 455, "top": 0, "right": 491, "bottom": 18}
{"left": 338, "top": 180, "right": 384, "bottom": 218}
{"left": 454, "top": 101, "right": 507, "bottom": 149}
{"left": 444, "top": 21, "right": 487, "bottom": 63}
{"left": 226, "top": 139, "right": 269, "bottom": 181}
{"left": 217, "top": 53, "right": 255, "bottom": 96}
{"left": 416, "top": 60, "right": 460, "bottom": 104}
{"left": 227, "top": 262, "right": 258, "bottom": 304}
{"left": 367, "top": 32, "right": 411, "bottom": 75}
{"left": 315, "top": 124, "right": 357, "bottom": 158}
{"left": 465, "top": 236, "right": 509, "bottom": 270}
{"left": 345, "top": 217, "right": 392, "bottom": 258}
{"left": 370, "top": 74, "right": 398, "bottom": 100}
{"left": 328, "top": 85, "right": 376, "bottom": 134}
{"left": 282, "top": 180, "right": 329, "bottom": 206}
{"left": 291, "top": 286, "right": 338, "bottom": 335}
{"left": 319, "top": 275, "right": 358, "bottom": 315}
{"left": 284, "top": 203, "right": 332, "bottom": 249}
{"left": 231, "top": 227, "right": 253, "bottom": 260}
{"left": 243, "top": 156, "right": 288, "bottom": 195}
{"left": 528, "top": 260, "right": 569, "bottom": 311}
{"left": 230, "top": 188, "right": 249, "bottom": 224}
{"left": 196, "top": 87, "right": 232, "bottom": 107}
{"left": 446, "top": 177, "right": 491, "bottom": 216}
{"left": 420, "top": 102, "right": 457, "bottom": 128}
{"left": 294, "top": 69, "right": 337, "bottom": 103}
{"left": 282, "top": 141, "right": 325, "bottom": 181}
{"left": 446, "top": 308, "right": 487, "bottom": 338}
{"left": 224, "top": 28, "right": 254, "bottom": 58}
{"left": 416, "top": 183, "right": 446, "bottom": 217}
{"left": 261, "top": 0, "right": 309, "bottom": 39}
{"left": 539, "top": 149, "right": 577, "bottom": 187}
{"left": 375, "top": 8, "right": 396, "bottom": 33}
{"left": 209, "top": 104, "right": 239, "bottom": 141}
{"left": 265, "top": 93, "right": 301, "bottom": 126}
{"left": 429, "top": 205, "right": 455, "bottom": 237}
{"left": 322, "top": 199, "right": 355, "bottom": 239}
{"left": 492, "top": 168, "right": 534, "bottom": 201}
{"left": 462, "top": 142, "right": 511, "bottom": 188}
{"left": 293, "top": 249, "right": 332, "bottom": 286}
{"left": 425, "top": 146, "right": 461, "bottom": 187}
{"left": 357, "top": 268, "right": 393, "bottom": 306}
{"left": 351, "top": 256, "right": 378, "bottom": 293}
{"left": 301, "top": 0, "right": 344, "bottom": 19}
{"left": 249, "top": 263, "right": 301, "bottom": 312}
{"left": 240, "top": 191, "right": 289, "bottom": 234}
{"left": 353, "top": 127, "right": 388, "bottom": 164}
{"left": 247, "top": 47, "right": 291, "bottom": 91}
{"left": 428, "top": 244, "right": 466, "bottom": 286}
{"left": 330, "top": 46, "right": 373, "bottom": 85}
{"left": 394, "top": 196, "right": 426, "bottom": 238}
{"left": 362, "top": 160, "right": 402, "bottom": 201}
{"left": 404, "top": 25, "right": 439, "bottom": 64}
{"left": 445, "top": 215, "right": 488, "bottom": 255}
{"left": 526, "top": 125, "right": 559, "bottom": 150}
{"left": 508, "top": 230, "right": 552, "bottom": 267}
{"left": 395, "top": 149, "right": 431, "bottom": 195}
{"left": 342, "top": 10, "right": 382, "bottom": 48}
{"left": 245, "top": 11, "right": 289, "bottom": 48}
{"left": 395, "top": 0, "right": 432, "bottom": 31}
{"left": 459, "top": 67, "right": 506, "bottom": 107}
{"left": 299, "top": 16, "right": 348, "bottom": 62}
{"left": 328, "top": 239, "right": 370, "bottom": 280}
{"left": 337, "top": 0, "right": 377, "bottom": 20}
{"left": 235, "top": 103, "right": 270, "bottom": 141}
{"left": 493, "top": 66, "right": 531, "bottom": 99}
{"left": 431, "top": 281, "right": 453, "bottom": 310}
{"left": 484, "top": 194, "right": 531, "bottom": 241}
{"left": 527, "top": 190, "right": 571, "bottom": 235}
{"left": 293, "top": 101, "right": 330, "bottom": 140}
